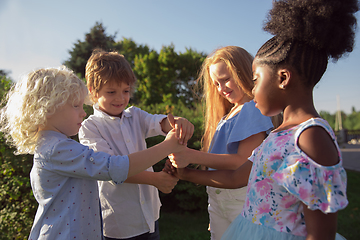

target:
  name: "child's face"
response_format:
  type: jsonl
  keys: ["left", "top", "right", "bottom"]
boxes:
{"left": 43, "top": 98, "right": 87, "bottom": 137}
{"left": 94, "top": 81, "right": 130, "bottom": 117}
{"left": 252, "top": 60, "right": 283, "bottom": 116}
{"left": 209, "top": 62, "right": 249, "bottom": 106}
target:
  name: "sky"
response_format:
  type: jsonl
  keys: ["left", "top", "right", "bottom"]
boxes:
{"left": 1, "top": 0, "right": 359, "bottom": 114}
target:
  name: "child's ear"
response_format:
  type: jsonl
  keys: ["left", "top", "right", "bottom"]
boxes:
{"left": 277, "top": 68, "right": 291, "bottom": 90}
{"left": 89, "top": 87, "right": 98, "bottom": 100}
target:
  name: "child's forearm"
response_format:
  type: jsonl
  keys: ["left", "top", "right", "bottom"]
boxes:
{"left": 185, "top": 149, "right": 248, "bottom": 170}
{"left": 124, "top": 171, "right": 155, "bottom": 184}
{"left": 180, "top": 168, "right": 241, "bottom": 188}
{"left": 180, "top": 161, "right": 252, "bottom": 189}
{"left": 127, "top": 140, "right": 178, "bottom": 177}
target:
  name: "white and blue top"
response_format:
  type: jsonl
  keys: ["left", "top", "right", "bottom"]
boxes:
{"left": 29, "top": 130, "right": 129, "bottom": 240}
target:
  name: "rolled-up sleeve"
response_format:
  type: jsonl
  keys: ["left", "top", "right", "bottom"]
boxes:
{"left": 38, "top": 136, "right": 129, "bottom": 184}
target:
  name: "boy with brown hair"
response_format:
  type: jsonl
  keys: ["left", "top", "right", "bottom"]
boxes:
{"left": 79, "top": 49, "right": 194, "bottom": 240}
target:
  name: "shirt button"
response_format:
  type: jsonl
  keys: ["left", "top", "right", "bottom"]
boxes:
{"left": 126, "top": 139, "right": 130, "bottom": 143}
{"left": 215, "top": 189, "right": 221, "bottom": 194}
{"left": 90, "top": 157, "right": 94, "bottom": 162}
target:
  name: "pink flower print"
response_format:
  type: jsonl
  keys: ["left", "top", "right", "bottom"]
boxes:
{"left": 274, "top": 134, "right": 291, "bottom": 147}
{"left": 269, "top": 153, "right": 281, "bottom": 162}
{"left": 258, "top": 202, "right": 271, "bottom": 214}
{"left": 273, "top": 172, "right": 285, "bottom": 181}
{"left": 323, "top": 170, "right": 333, "bottom": 182}
{"left": 255, "top": 178, "right": 273, "bottom": 196}
{"left": 297, "top": 157, "right": 308, "bottom": 164}
{"left": 281, "top": 195, "right": 297, "bottom": 208}
{"left": 288, "top": 212, "right": 298, "bottom": 224}
{"left": 298, "top": 187, "right": 310, "bottom": 200}
{"left": 319, "top": 202, "right": 330, "bottom": 212}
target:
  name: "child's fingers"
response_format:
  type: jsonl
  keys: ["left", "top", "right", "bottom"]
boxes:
{"left": 169, "top": 158, "right": 178, "bottom": 168}
{"left": 167, "top": 113, "right": 176, "bottom": 129}
{"left": 176, "top": 120, "right": 194, "bottom": 145}
{"left": 166, "top": 157, "right": 178, "bottom": 173}
{"left": 182, "top": 124, "right": 194, "bottom": 145}
{"left": 163, "top": 158, "right": 175, "bottom": 174}
{"left": 175, "top": 124, "right": 182, "bottom": 143}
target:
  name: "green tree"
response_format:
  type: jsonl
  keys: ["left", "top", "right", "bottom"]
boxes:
{"left": 114, "top": 37, "right": 150, "bottom": 67}
{"left": 64, "top": 22, "right": 116, "bottom": 78}
{"left": 343, "top": 108, "right": 360, "bottom": 130}
{"left": 319, "top": 111, "right": 336, "bottom": 129}
{"left": 64, "top": 22, "right": 206, "bottom": 108}
{"left": 132, "top": 45, "right": 206, "bottom": 107}
{"left": 176, "top": 48, "right": 206, "bottom": 105}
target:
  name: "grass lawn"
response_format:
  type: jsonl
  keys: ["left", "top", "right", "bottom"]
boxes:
{"left": 159, "top": 170, "right": 360, "bottom": 240}
{"left": 337, "top": 170, "right": 360, "bottom": 240}
{"left": 159, "top": 210, "right": 210, "bottom": 240}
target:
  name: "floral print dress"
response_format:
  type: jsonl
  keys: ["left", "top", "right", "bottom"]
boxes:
{"left": 221, "top": 118, "right": 348, "bottom": 240}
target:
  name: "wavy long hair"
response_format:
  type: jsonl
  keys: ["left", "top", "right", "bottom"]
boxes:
{"left": 197, "top": 46, "right": 254, "bottom": 152}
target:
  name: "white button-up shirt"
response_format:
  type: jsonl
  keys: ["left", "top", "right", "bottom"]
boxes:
{"left": 79, "top": 104, "right": 166, "bottom": 238}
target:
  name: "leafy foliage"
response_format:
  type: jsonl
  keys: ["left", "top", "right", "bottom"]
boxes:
{"left": 320, "top": 110, "right": 360, "bottom": 130}
{"left": 132, "top": 45, "right": 206, "bottom": 107}
{"left": 64, "top": 22, "right": 116, "bottom": 78}
{"left": 0, "top": 76, "right": 37, "bottom": 240}
{"left": 64, "top": 22, "right": 206, "bottom": 108}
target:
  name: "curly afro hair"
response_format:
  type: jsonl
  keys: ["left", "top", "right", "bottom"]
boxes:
{"left": 264, "top": 0, "right": 359, "bottom": 60}
{"left": 256, "top": 0, "right": 359, "bottom": 86}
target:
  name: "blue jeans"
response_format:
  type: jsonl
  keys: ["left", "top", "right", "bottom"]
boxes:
{"left": 104, "top": 221, "right": 160, "bottom": 240}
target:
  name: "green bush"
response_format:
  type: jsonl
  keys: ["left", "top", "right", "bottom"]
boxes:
{"left": 0, "top": 77, "right": 37, "bottom": 240}
{"left": 0, "top": 137, "right": 36, "bottom": 240}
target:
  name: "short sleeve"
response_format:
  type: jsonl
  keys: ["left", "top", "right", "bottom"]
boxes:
{"left": 272, "top": 153, "right": 348, "bottom": 213}
{"left": 227, "top": 101, "right": 273, "bottom": 153}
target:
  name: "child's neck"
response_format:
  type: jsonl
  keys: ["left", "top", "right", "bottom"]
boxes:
{"left": 276, "top": 103, "right": 319, "bottom": 132}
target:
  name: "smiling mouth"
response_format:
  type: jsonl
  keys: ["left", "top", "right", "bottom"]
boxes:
{"left": 112, "top": 104, "right": 123, "bottom": 108}
{"left": 224, "top": 91, "right": 232, "bottom": 97}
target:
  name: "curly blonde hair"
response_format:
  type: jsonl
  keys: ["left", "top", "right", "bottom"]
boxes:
{"left": 0, "top": 66, "right": 88, "bottom": 154}
{"left": 197, "top": 46, "right": 254, "bottom": 152}
{"left": 85, "top": 49, "right": 137, "bottom": 104}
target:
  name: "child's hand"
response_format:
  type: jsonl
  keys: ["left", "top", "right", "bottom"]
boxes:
{"left": 167, "top": 113, "right": 194, "bottom": 145}
{"left": 153, "top": 171, "right": 179, "bottom": 194}
{"left": 162, "top": 159, "right": 176, "bottom": 175}
{"left": 162, "top": 159, "right": 188, "bottom": 180}
{"left": 164, "top": 128, "right": 187, "bottom": 153}
{"left": 168, "top": 151, "right": 190, "bottom": 168}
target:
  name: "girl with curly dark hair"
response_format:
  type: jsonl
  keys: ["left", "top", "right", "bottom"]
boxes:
{"left": 169, "top": 0, "right": 359, "bottom": 239}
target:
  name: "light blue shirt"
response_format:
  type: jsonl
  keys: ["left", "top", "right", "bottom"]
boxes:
{"left": 29, "top": 130, "right": 129, "bottom": 240}
{"left": 209, "top": 100, "right": 273, "bottom": 156}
